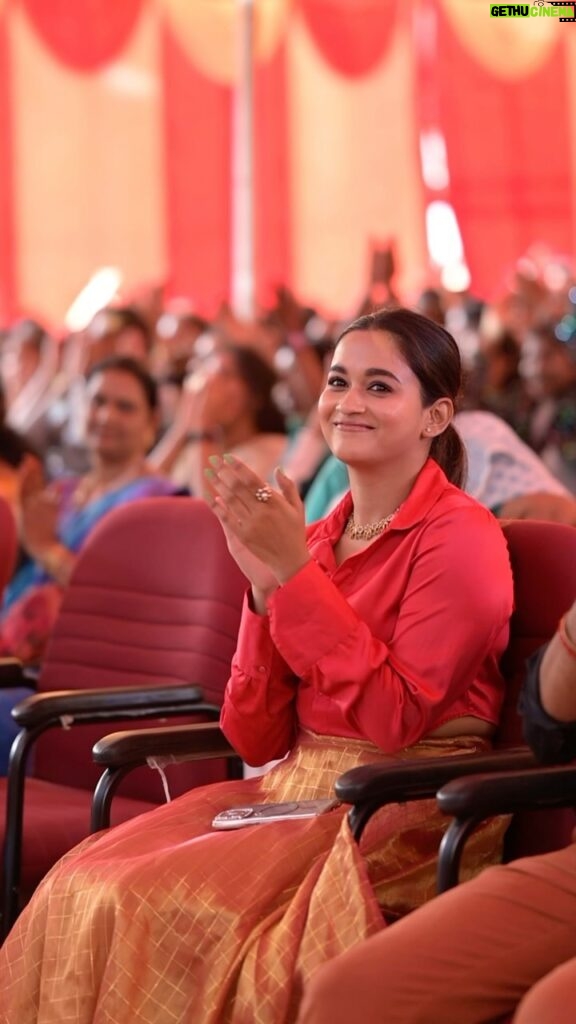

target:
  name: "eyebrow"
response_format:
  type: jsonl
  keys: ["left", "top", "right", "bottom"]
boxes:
{"left": 329, "top": 363, "right": 401, "bottom": 384}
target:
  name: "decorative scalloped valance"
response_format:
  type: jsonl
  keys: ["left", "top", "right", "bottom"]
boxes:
{"left": 160, "top": 0, "right": 289, "bottom": 85}
{"left": 20, "top": 0, "right": 144, "bottom": 72}
{"left": 298, "top": 0, "right": 398, "bottom": 77}
{"left": 440, "top": 0, "right": 559, "bottom": 79}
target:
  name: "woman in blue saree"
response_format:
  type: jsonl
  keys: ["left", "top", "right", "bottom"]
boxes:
{"left": 0, "top": 355, "right": 177, "bottom": 766}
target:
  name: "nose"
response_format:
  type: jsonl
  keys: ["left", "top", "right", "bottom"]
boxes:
{"left": 336, "top": 386, "right": 366, "bottom": 413}
{"left": 92, "top": 399, "right": 116, "bottom": 426}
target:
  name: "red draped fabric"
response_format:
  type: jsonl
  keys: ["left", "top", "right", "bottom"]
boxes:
{"left": 432, "top": 4, "right": 573, "bottom": 299}
{"left": 0, "top": 5, "right": 15, "bottom": 320}
{"left": 298, "top": 0, "right": 398, "bottom": 77}
{"left": 0, "top": 0, "right": 574, "bottom": 321}
{"left": 161, "top": 23, "right": 232, "bottom": 317}
{"left": 20, "top": 0, "right": 144, "bottom": 72}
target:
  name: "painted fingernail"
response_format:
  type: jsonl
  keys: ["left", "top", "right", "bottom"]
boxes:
{"left": 223, "top": 453, "right": 235, "bottom": 465}
{"left": 208, "top": 455, "right": 221, "bottom": 468}
{"left": 204, "top": 467, "right": 216, "bottom": 479}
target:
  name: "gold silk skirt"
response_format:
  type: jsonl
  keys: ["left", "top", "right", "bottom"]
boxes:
{"left": 0, "top": 731, "right": 506, "bottom": 1024}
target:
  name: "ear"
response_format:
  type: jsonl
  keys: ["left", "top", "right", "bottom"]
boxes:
{"left": 421, "top": 397, "right": 454, "bottom": 439}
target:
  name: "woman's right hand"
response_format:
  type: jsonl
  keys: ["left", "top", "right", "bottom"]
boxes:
{"left": 204, "top": 491, "right": 278, "bottom": 611}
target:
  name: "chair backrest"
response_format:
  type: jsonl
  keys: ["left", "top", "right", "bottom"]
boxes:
{"left": 0, "top": 495, "right": 17, "bottom": 600}
{"left": 33, "top": 496, "right": 247, "bottom": 798}
{"left": 496, "top": 520, "right": 576, "bottom": 748}
{"left": 497, "top": 519, "right": 576, "bottom": 859}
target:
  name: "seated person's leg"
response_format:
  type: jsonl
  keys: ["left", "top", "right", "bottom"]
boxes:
{"left": 298, "top": 844, "right": 576, "bottom": 1024}
{"left": 513, "top": 957, "right": 576, "bottom": 1024}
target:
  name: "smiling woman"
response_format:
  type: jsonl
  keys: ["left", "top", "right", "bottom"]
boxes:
{"left": 0, "top": 355, "right": 177, "bottom": 664}
{"left": 317, "top": 308, "right": 465, "bottom": 557}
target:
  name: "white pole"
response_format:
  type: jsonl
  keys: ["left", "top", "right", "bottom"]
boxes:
{"left": 231, "top": 0, "right": 255, "bottom": 320}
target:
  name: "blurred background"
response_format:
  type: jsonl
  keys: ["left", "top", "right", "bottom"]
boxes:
{"left": 0, "top": 0, "right": 573, "bottom": 326}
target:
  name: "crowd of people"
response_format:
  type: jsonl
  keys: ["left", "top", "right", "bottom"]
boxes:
{"left": 0, "top": 253, "right": 575, "bottom": 1021}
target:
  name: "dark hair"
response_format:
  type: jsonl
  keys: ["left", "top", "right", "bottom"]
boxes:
{"left": 337, "top": 307, "right": 466, "bottom": 487}
{"left": 226, "top": 345, "right": 287, "bottom": 435}
{"left": 86, "top": 355, "right": 159, "bottom": 412}
{"left": 93, "top": 305, "right": 154, "bottom": 353}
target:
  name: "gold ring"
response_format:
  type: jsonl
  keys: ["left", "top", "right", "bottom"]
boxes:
{"left": 255, "top": 486, "right": 272, "bottom": 503}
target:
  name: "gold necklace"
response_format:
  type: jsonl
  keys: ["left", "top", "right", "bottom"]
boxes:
{"left": 344, "top": 506, "right": 400, "bottom": 541}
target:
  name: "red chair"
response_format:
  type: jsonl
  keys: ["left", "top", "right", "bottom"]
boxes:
{"left": 0, "top": 496, "right": 247, "bottom": 937}
{"left": 0, "top": 496, "right": 17, "bottom": 600}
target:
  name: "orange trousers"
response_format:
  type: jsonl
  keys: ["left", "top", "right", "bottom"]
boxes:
{"left": 298, "top": 843, "right": 576, "bottom": 1024}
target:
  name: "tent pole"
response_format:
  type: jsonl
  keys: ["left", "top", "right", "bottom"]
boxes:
{"left": 231, "top": 0, "right": 255, "bottom": 320}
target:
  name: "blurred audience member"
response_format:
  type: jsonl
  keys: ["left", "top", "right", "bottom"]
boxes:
{"left": 415, "top": 287, "right": 445, "bottom": 326}
{"left": 0, "top": 318, "right": 58, "bottom": 444}
{"left": 457, "top": 410, "right": 576, "bottom": 522}
{"left": 0, "top": 381, "right": 42, "bottom": 518}
{"left": 520, "top": 321, "right": 576, "bottom": 493}
{"left": 477, "top": 332, "right": 532, "bottom": 439}
{"left": 0, "top": 355, "right": 176, "bottom": 664}
{"left": 150, "top": 344, "right": 288, "bottom": 494}
{"left": 153, "top": 308, "right": 209, "bottom": 378}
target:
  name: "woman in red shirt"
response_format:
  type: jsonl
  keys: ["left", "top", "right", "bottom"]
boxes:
{"left": 0, "top": 309, "right": 514, "bottom": 1024}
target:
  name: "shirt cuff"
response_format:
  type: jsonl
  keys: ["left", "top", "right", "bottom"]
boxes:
{"left": 231, "top": 592, "right": 279, "bottom": 680}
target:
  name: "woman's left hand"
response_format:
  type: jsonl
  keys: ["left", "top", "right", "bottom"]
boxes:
{"left": 205, "top": 455, "right": 310, "bottom": 584}
{"left": 19, "top": 473, "right": 60, "bottom": 560}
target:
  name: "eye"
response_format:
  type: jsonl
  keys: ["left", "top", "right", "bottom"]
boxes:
{"left": 326, "top": 375, "right": 347, "bottom": 389}
{"left": 368, "top": 380, "right": 393, "bottom": 393}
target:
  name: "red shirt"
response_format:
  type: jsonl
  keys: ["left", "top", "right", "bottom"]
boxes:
{"left": 221, "top": 459, "right": 514, "bottom": 766}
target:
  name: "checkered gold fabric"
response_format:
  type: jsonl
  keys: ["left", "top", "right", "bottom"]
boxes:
{"left": 0, "top": 732, "right": 506, "bottom": 1023}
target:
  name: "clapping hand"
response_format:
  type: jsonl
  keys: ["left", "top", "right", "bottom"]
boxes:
{"left": 17, "top": 459, "right": 60, "bottom": 560}
{"left": 204, "top": 455, "right": 310, "bottom": 610}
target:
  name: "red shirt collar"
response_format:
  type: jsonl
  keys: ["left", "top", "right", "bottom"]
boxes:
{"left": 308, "top": 458, "right": 455, "bottom": 547}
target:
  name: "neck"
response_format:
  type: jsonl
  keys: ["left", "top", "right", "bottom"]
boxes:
{"left": 347, "top": 454, "right": 427, "bottom": 525}
{"left": 90, "top": 456, "right": 148, "bottom": 487}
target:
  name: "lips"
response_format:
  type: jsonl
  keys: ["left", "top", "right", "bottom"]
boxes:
{"left": 333, "top": 421, "right": 373, "bottom": 431}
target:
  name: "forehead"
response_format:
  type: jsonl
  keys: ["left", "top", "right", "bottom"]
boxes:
{"left": 331, "top": 329, "right": 412, "bottom": 376}
{"left": 87, "top": 369, "right": 146, "bottom": 403}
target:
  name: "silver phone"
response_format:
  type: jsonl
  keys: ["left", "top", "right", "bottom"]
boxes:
{"left": 211, "top": 798, "right": 340, "bottom": 829}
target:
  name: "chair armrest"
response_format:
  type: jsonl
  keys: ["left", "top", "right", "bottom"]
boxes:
{"left": 11, "top": 684, "right": 216, "bottom": 730}
{"left": 335, "top": 747, "right": 538, "bottom": 841}
{"left": 93, "top": 722, "right": 236, "bottom": 768}
{"left": 437, "top": 763, "right": 576, "bottom": 819}
{"left": 335, "top": 747, "right": 538, "bottom": 804}
{"left": 90, "top": 723, "right": 241, "bottom": 834}
{"left": 436, "top": 762, "right": 576, "bottom": 892}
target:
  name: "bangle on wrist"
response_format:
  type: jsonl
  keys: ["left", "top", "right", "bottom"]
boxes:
{"left": 558, "top": 614, "right": 576, "bottom": 659}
